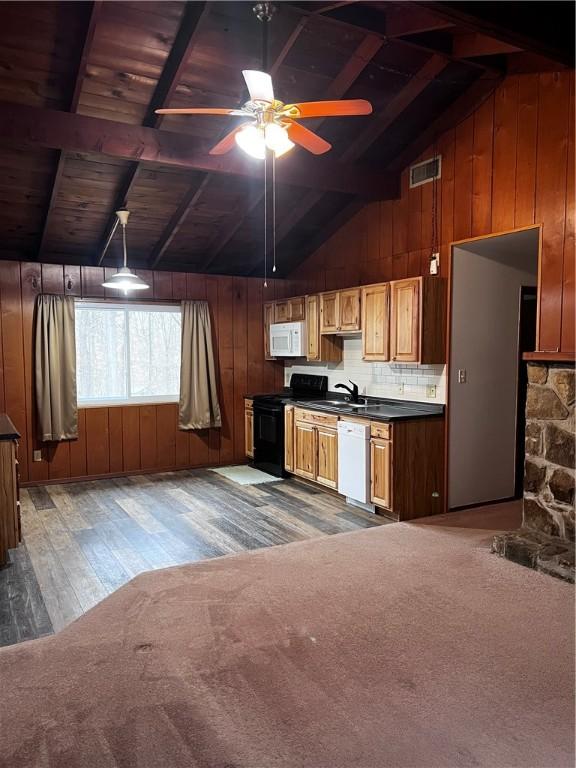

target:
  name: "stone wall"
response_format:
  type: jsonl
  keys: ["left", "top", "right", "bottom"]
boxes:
{"left": 493, "top": 362, "right": 574, "bottom": 582}
{"left": 524, "top": 363, "right": 575, "bottom": 541}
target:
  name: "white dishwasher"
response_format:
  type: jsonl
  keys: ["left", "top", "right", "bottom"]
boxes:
{"left": 337, "top": 420, "right": 373, "bottom": 509}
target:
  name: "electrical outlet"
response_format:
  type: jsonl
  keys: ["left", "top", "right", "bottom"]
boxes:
{"left": 458, "top": 369, "right": 467, "bottom": 384}
{"left": 429, "top": 252, "right": 440, "bottom": 275}
{"left": 33, "top": 449, "right": 42, "bottom": 462}
{"left": 426, "top": 384, "right": 437, "bottom": 398}
{"left": 397, "top": 383, "right": 404, "bottom": 394}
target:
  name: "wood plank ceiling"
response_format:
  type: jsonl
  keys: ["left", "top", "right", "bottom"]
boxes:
{"left": 0, "top": 0, "right": 572, "bottom": 276}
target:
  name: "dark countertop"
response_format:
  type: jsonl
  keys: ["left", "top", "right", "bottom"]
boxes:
{"left": 245, "top": 391, "right": 444, "bottom": 422}
{"left": 0, "top": 414, "right": 20, "bottom": 440}
{"left": 292, "top": 397, "right": 444, "bottom": 422}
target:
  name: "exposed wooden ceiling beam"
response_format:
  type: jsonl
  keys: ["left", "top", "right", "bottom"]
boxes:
{"left": 416, "top": 1, "right": 573, "bottom": 66}
{"left": 96, "top": 1, "right": 209, "bottom": 265}
{"left": 384, "top": 6, "right": 455, "bottom": 37}
{"left": 37, "top": 1, "right": 102, "bottom": 260}
{"left": 199, "top": 32, "right": 384, "bottom": 274}
{"left": 0, "top": 102, "right": 395, "bottom": 196}
{"left": 250, "top": 53, "right": 448, "bottom": 274}
{"left": 452, "top": 33, "right": 522, "bottom": 59}
{"left": 146, "top": 15, "right": 313, "bottom": 271}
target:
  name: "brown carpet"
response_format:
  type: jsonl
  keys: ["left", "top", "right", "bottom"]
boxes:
{"left": 0, "top": 505, "right": 573, "bottom": 768}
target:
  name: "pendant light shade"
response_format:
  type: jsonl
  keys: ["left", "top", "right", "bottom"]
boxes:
{"left": 101, "top": 209, "right": 149, "bottom": 293}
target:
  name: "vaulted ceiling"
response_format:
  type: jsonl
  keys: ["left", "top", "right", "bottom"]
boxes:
{"left": 0, "top": 0, "right": 572, "bottom": 276}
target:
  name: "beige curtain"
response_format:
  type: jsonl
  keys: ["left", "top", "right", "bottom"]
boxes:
{"left": 179, "top": 301, "right": 221, "bottom": 430}
{"left": 34, "top": 295, "right": 78, "bottom": 442}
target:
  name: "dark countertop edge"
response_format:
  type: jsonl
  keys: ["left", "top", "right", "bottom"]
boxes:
{"left": 0, "top": 414, "right": 20, "bottom": 440}
{"left": 292, "top": 400, "right": 444, "bottom": 423}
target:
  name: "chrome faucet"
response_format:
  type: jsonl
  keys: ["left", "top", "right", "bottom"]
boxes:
{"left": 335, "top": 380, "right": 360, "bottom": 403}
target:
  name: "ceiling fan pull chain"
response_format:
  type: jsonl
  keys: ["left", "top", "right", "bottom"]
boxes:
{"left": 272, "top": 151, "right": 276, "bottom": 274}
{"left": 263, "top": 149, "right": 268, "bottom": 288}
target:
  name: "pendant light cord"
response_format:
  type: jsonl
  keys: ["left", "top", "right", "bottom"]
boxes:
{"left": 122, "top": 222, "right": 127, "bottom": 268}
{"left": 272, "top": 152, "right": 276, "bottom": 273}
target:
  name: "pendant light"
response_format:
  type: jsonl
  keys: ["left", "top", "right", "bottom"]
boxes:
{"left": 101, "top": 209, "right": 149, "bottom": 293}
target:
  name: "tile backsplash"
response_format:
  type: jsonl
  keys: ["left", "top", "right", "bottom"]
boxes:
{"left": 284, "top": 336, "right": 446, "bottom": 404}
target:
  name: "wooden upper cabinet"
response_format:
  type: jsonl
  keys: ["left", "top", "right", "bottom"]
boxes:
{"left": 390, "top": 278, "right": 420, "bottom": 362}
{"left": 274, "top": 297, "right": 305, "bottom": 323}
{"left": 316, "top": 427, "right": 338, "bottom": 489}
{"left": 320, "top": 292, "right": 339, "bottom": 333}
{"left": 306, "top": 295, "right": 343, "bottom": 363}
{"left": 274, "top": 301, "right": 291, "bottom": 323}
{"left": 362, "top": 283, "right": 389, "bottom": 360}
{"left": 289, "top": 297, "right": 305, "bottom": 321}
{"left": 390, "top": 277, "right": 447, "bottom": 364}
{"left": 320, "top": 288, "right": 361, "bottom": 333}
{"left": 338, "top": 288, "right": 361, "bottom": 331}
{"left": 263, "top": 302, "right": 275, "bottom": 360}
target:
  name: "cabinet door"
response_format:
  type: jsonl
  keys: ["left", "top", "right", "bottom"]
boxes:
{"left": 274, "top": 301, "right": 291, "bottom": 323}
{"left": 362, "top": 284, "right": 389, "bottom": 360}
{"left": 390, "top": 278, "right": 420, "bottom": 362}
{"left": 284, "top": 406, "right": 295, "bottom": 473}
{"left": 370, "top": 438, "right": 392, "bottom": 509}
{"left": 289, "top": 297, "right": 305, "bottom": 321}
{"left": 244, "top": 405, "right": 254, "bottom": 458}
{"left": 306, "top": 295, "right": 320, "bottom": 360}
{"left": 338, "top": 288, "right": 361, "bottom": 331}
{"left": 294, "top": 422, "right": 317, "bottom": 480}
{"left": 320, "top": 292, "right": 339, "bottom": 333}
{"left": 263, "top": 302, "right": 275, "bottom": 360}
{"left": 316, "top": 427, "right": 338, "bottom": 489}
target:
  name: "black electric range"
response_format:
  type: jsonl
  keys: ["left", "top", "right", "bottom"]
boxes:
{"left": 251, "top": 374, "right": 328, "bottom": 477}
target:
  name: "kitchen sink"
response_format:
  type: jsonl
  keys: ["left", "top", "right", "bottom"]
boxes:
{"left": 315, "top": 400, "right": 371, "bottom": 409}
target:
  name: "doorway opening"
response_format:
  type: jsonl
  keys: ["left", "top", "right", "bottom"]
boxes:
{"left": 448, "top": 227, "right": 540, "bottom": 510}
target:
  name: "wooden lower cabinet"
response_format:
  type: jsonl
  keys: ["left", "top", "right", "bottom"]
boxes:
{"left": 316, "top": 427, "right": 338, "bottom": 488}
{"left": 244, "top": 400, "right": 254, "bottom": 458}
{"left": 370, "top": 438, "right": 392, "bottom": 509}
{"left": 284, "top": 406, "right": 295, "bottom": 472}
{"left": 0, "top": 418, "right": 21, "bottom": 567}
{"left": 294, "top": 421, "right": 316, "bottom": 480}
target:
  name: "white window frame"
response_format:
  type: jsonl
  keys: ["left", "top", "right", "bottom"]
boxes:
{"left": 75, "top": 300, "right": 181, "bottom": 408}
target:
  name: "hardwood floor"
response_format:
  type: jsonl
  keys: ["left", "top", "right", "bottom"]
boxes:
{"left": 2, "top": 469, "right": 388, "bottom": 646}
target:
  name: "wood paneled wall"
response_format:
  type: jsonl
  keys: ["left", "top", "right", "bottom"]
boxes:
{"left": 0, "top": 262, "right": 285, "bottom": 484}
{"left": 290, "top": 71, "right": 575, "bottom": 357}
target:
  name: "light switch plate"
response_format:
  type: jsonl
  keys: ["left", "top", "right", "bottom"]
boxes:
{"left": 33, "top": 449, "right": 42, "bottom": 462}
{"left": 458, "top": 369, "right": 467, "bottom": 384}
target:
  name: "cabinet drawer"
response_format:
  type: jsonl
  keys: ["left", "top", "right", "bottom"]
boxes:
{"left": 370, "top": 422, "right": 391, "bottom": 440}
{"left": 294, "top": 408, "right": 338, "bottom": 428}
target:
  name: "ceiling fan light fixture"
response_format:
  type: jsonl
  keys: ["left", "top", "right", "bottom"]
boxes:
{"left": 264, "top": 123, "right": 294, "bottom": 157}
{"left": 235, "top": 123, "right": 266, "bottom": 159}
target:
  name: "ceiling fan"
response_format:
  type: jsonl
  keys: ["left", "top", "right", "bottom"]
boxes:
{"left": 156, "top": 69, "right": 372, "bottom": 159}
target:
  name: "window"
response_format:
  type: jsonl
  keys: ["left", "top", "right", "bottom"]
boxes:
{"left": 75, "top": 301, "right": 181, "bottom": 406}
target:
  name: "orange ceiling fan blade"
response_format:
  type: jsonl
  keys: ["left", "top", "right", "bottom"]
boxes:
{"left": 282, "top": 99, "right": 373, "bottom": 119}
{"left": 285, "top": 120, "right": 331, "bottom": 155}
{"left": 209, "top": 126, "right": 246, "bottom": 155}
{"left": 155, "top": 107, "right": 246, "bottom": 116}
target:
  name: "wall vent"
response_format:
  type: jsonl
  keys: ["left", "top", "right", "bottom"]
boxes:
{"left": 409, "top": 156, "right": 441, "bottom": 188}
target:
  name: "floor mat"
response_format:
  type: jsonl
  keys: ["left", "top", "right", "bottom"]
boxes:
{"left": 209, "top": 465, "right": 282, "bottom": 485}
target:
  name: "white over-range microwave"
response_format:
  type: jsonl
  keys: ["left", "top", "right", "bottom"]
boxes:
{"left": 270, "top": 321, "right": 305, "bottom": 357}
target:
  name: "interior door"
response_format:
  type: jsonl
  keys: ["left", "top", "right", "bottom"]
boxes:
{"left": 294, "top": 422, "right": 317, "bottom": 480}
{"left": 362, "top": 284, "right": 389, "bottom": 360}
{"left": 338, "top": 288, "right": 361, "bottom": 331}
{"left": 316, "top": 427, "right": 338, "bottom": 488}
{"left": 391, "top": 278, "right": 420, "bottom": 362}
